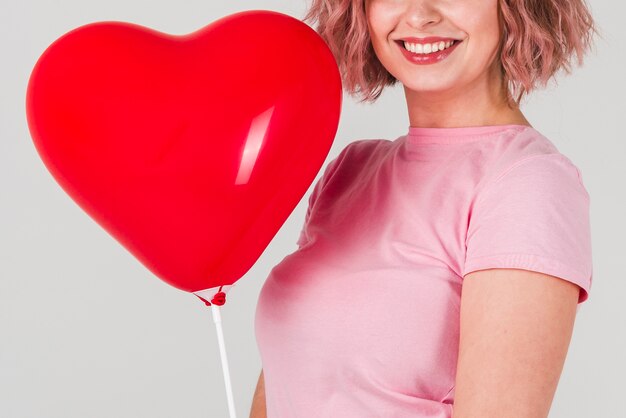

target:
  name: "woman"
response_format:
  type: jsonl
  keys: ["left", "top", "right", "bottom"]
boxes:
{"left": 251, "top": 0, "right": 599, "bottom": 416}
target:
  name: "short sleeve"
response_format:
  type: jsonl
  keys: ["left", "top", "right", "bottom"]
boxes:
{"left": 464, "top": 153, "right": 593, "bottom": 304}
{"left": 296, "top": 143, "right": 351, "bottom": 247}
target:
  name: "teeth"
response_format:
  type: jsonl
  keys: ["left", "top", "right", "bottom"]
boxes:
{"left": 403, "top": 40, "right": 455, "bottom": 54}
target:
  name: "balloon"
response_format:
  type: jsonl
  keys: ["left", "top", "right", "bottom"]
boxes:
{"left": 25, "top": 10, "right": 342, "bottom": 300}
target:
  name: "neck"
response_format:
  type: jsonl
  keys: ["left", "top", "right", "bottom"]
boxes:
{"left": 404, "top": 62, "right": 531, "bottom": 129}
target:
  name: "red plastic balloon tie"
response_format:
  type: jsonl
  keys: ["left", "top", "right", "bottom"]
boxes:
{"left": 196, "top": 295, "right": 212, "bottom": 306}
{"left": 211, "top": 285, "right": 226, "bottom": 306}
{"left": 211, "top": 291, "right": 226, "bottom": 306}
{"left": 195, "top": 286, "right": 227, "bottom": 307}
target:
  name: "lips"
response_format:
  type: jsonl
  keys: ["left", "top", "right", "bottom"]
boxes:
{"left": 394, "top": 39, "right": 460, "bottom": 48}
{"left": 394, "top": 39, "right": 461, "bottom": 52}
{"left": 396, "top": 38, "right": 462, "bottom": 64}
{"left": 396, "top": 36, "right": 460, "bottom": 43}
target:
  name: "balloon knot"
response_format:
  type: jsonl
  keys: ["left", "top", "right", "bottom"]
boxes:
{"left": 211, "top": 291, "right": 226, "bottom": 306}
{"left": 195, "top": 289, "right": 227, "bottom": 307}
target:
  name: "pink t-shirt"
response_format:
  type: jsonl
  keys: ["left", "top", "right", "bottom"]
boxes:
{"left": 254, "top": 124, "right": 593, "bottom": 417}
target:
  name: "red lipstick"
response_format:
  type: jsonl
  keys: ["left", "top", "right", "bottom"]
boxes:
{"left": 395, "top": 38, "right": 462, "bottom": 65}
{"left": 397, "top": 36, "right": 459, "bottom": 43}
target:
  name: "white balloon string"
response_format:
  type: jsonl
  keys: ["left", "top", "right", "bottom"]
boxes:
{"left": 211, "top": 304, "right": 237, "bottom": 418}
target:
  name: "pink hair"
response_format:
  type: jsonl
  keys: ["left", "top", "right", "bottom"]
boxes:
{"left": 301, "top": 0, "right": 602, "bottom": 107}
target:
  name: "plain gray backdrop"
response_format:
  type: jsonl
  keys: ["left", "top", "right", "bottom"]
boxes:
{"left": 1, "top": 0, "right": 623, "bottom": 417}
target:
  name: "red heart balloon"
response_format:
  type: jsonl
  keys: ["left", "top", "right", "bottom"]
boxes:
{"left": 26, "top": 10, "right": 342, "bottom": 297}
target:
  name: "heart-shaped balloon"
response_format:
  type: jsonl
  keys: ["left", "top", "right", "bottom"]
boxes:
{"left": 26, "top": 10, "right": 342, "bottom": 299}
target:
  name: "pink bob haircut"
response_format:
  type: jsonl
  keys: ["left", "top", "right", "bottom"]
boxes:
{"left": 302, "top": 0, "right": 602, "bottom": 107}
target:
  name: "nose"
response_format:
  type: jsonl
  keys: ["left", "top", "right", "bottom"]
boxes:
{"left": 404, "top": 1, "right": 442, "bottom": 31}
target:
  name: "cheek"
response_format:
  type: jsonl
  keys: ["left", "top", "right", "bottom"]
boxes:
{"left": 454, "top": 2, "right": 501, "bottom": 65}
{"left": 461, "top": 0, "right": 501, "bottom": 43}
{"left": 366, "top": 1, "right": 400, "bottom": 38}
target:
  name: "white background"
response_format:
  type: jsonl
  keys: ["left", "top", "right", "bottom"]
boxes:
{"left": 1, "top": 0, "right": 623, "bottom": 417}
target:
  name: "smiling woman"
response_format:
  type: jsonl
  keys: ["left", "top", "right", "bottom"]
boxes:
{"left": 303, "top": 0, "right": 599, "bottom": 108}
{"left": 250, "top": 0, "right": 600, "bottom": 417}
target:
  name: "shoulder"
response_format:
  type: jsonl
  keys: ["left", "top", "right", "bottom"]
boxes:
{"left": 338, "top": 138, "right": 390, "bottom": 160}
{"left": 317, "top": 138, "right": 392, "bottom": 194}
{"left": 326, "top": 138, "right": 391, "bottom": 173}
{"left": 476, "top": 127, "right": 588, "bottom": 200}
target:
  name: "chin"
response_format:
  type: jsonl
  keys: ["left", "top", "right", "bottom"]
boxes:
{"left": 402, "top": 80, "right": 458, "bottom": 95}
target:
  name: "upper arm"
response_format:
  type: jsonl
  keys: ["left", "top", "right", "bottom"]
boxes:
{"left": 250, "top": 369, "right": 266, "bottom": 418}
{"left": 451, "top": 267, "right": 579, "bottom": 418}
{"left": 453, "top": 153, "right": 593, "bottom": 417}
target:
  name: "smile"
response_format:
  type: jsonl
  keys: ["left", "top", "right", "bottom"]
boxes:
{"left": 395, "top": 39, "right": 462, "bottom": 65}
